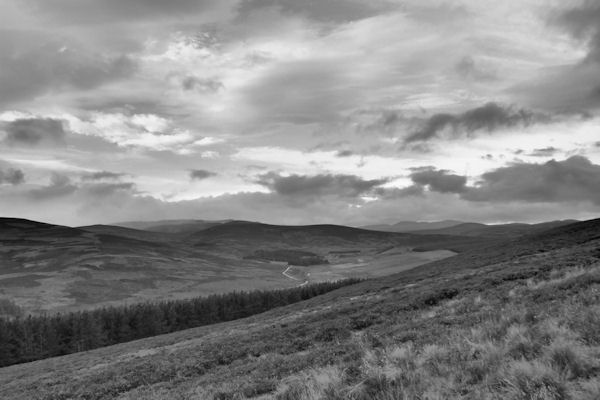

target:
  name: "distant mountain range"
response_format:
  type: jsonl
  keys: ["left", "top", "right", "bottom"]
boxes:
{"left": 361, "top": 219, "right": 578, "bottom": 237}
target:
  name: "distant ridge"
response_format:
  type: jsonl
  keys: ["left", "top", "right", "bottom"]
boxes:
{"left": 361, "top": 220, "right": 464, "bottom": 232}
{"left": 361, "top": 219, "right": 578, "bottom": 238}
{"left": 114, "top": 219, "right": 233, "bottom": 234}
{"left": 406, "top": 220, "right": 578, "bottom": 238}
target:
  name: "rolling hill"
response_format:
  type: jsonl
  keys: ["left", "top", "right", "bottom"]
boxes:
{"left": 360, "top": 220, "right": 464, "bottom": 232}
{"left": 1, "top": 218, "right": 599, "bottom": 399}
{"left": 406, "top": 220, "right": 578, "bottom": 238}
{"left": 114, "top": 219, "right": 232, "bottom": 234}
{"left": 0, "top": 218, "right": 491, "bottom": 315}
{"left": 186, "top": 221, "right": 491, "bottom": 254}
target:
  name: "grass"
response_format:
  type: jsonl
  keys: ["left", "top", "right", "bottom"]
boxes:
{"left": 1, "top": 220, "right": 600, "bottom": 399}
{"left": 274, "top": 289, "right": 600, "bottom": 399}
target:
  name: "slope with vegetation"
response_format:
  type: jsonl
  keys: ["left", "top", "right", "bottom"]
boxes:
{"left": 1, "top": 219, "right": 599, "bottom": 399}
{"left": 0, "top": 279, "right": 359, "bottom": 368}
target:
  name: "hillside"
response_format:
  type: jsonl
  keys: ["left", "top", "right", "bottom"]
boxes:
{"left": 407, "top": 220, "right": 578, "bottom": 238}
{"left": 0, "top": 219, "right": 489, "bottom": 315}
{"left": 188, "top": 221, "right": 490, "bottom": 253}
{"left": 361, "top": 220, "right": 464, "bottom": 232}
{"left": 114, "top": 219, "right": 232, "bottom": 234}
{"left": 1, "top": 218, "right": 599, "bottom": 399}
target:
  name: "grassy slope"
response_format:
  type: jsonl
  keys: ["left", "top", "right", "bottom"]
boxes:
{"left": 1, "top": 219, "right": 599, "bottom": 399}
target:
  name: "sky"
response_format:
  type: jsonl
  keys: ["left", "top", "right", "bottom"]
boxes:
{"left": 0, "top": 0, "right": 600, "bottom": 226}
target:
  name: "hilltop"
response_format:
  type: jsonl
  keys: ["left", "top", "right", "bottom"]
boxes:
{"left": 1, "top": 218, "right": 599, "bottom": 399}
{"left": 362, "top": 219, "right": 578, "bottom": 237}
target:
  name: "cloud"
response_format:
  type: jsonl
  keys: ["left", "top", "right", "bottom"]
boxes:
{"left": 463, "top": 156, "right": 600, "bottom": 204}
{"left": 19, "top": 172, "right": 137, "bottom": 201}
{"left": 0, "top": 167, "right": 25, "bottom": 185}
{"left": 410, "top": 168, "right": 467, "bottom": 194}
{"left": 454, "top": 56, "right": 497, "bottom": 81}
{"left": 256, "top": 172, "right": 388, "bottom": 198}
{"left": 374, "top": 185, "right": 424, "bottom": 199}
{"left": 239, "top": 59, "right": 356, "bottom": 124}
{"left": 24, "top": 0, "right": 232, "bottom": 25}
{"left": 405, "top": 103, "right": 539, "bottom": 143}
{"left": 405, "top": 156, "right": 600, "bottom": 205}
{"left": 236, "top": 0, "right": 391, "bottom": 24}
{"left": 1, "top": 118, "right": 67, "bottom": 147}
{"left": 528, "top": 147, "right": 559, "bottom": 157}
{"left": 28, "top": 173, "right": 78, "bottom": 200}
{"left": 556, "top": 0, "right": 600, "bottom": 63}
{"left": 514, "top": 2, "right": 600, "bottom": 112}
{"left": 181, "top": 76, "right": 224, "bottom": 92}
{"left": 190, "top": 169, "right": 218, "bottom": 180}
{"left": 0, "top": 33, "right": 137, "bottom": 105}
{"left": 82, "top": 182, "right": 137, "bottom": 197}
{"left": 82, "top": 171, "right": 127, "bottom": 181}
{"left": 336, "top": 150, "right": 354, "bottom": 157}
{"left": 66, "top": 112, "right": 217, "bottom": 153}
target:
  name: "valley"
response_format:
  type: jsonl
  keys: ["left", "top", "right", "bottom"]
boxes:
{"left": 0, "top": 218, "right": 487, "bottom": 315}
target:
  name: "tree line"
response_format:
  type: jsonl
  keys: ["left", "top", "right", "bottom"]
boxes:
{"left": 0, "top": 278, "right": 360, "bottom": 368}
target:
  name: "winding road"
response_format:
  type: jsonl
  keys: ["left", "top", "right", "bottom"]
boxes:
{"left": 282, "top": 266, "right": 309, "bottom": 287}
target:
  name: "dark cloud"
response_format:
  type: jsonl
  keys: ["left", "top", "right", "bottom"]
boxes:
{"left": 556, "top": 1, "right": 600, "bottom": 63}
{"left": 256, "top": 172, "right": 388, "bottom": 198}
{"left": 336, "top": 150, "right": 354, "bottom": 157}
{"left": 24, "top": 173, "right": 136, "bottom": 201}
{"left": 82, "top": 182, "right": 136, "bottom": 197}
{"left": 2, "top": 118, "right": 66, "bottom": 147}
{"left": 190, "top": 169, "right": 218, "bottom": 180}
{"left": 405, "top": 103, "right": 539, "bottom": 143}
{"left": 455, "top": 56, "right": 497, "bottom": 81}
{"left": 463, "top": 156, "right": 600, "bottom": 204}
{"left": 0, "top": 167, "right": 25, "bottom": 185}
{"left": 528, "top": 147, "right": 559, "bottom": 157}
{"left": 405, "top": 156, "right": 600, "bottom": 205}
{"left": 181, "top": 76, "right": 224, "bottom": 92}
{"left": 410, "top": 168, "right": 467, "bottom": 194}
{"left": 0, "top": 34, "right": 137, "bottom": 105}
{"left": 516, "top": 2, "right": 600, "bottom": 112}
{"left": 82, "top": 171, "right": 127, "bottom": 181}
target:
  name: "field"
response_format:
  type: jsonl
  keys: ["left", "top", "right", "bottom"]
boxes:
{"left": 1, "top": 218, "right": 599, "bottom": 399}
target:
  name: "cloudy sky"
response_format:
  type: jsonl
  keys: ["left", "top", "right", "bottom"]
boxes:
{"left": 1, "top": 0, "right": 600, "bottom": 226}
